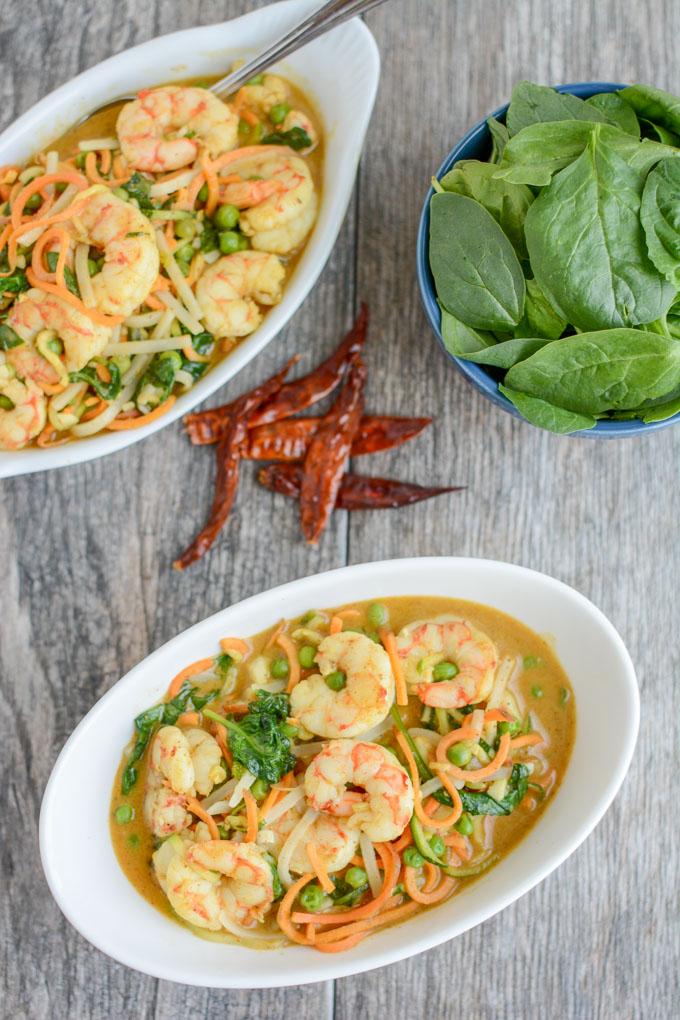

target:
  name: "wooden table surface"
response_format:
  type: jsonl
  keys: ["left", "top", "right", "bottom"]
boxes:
{"left": 2, "top": 0, "right": 679, "bottom": 1017}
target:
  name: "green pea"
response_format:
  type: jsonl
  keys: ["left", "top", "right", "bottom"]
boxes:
{"left": 75, "top": 152, "right": 87, "bottom": 169}
{"left": 0, "top": 394, "right": 15, "bottom": 411}
{"left": 87, "top": 258, "right": 99, "bottom": 276}
{"left": 367, "top": 602, "right": 388, "bottom": 629}
{"left": 55, "top": 182, "right": 67, "bottom": 194}
{"left": 174, "top": 243, "right": 194, "bottom": 263}
{"left": 531, "top": 685, "right": 544, "bottom": 699}
{"left": 523, "top": 655, "right": 543, "bottom": 670}
{"left": 432, "top": 661, "right": 459, "bottom": 682}
{"left": 430, "top": 835, "right": 445, "bottom": 857}
{"left": 270, "top": 657, "right": 289, "bottom": 679}
{"left": 403, "top": 847, "right": 424, "bottom": 868}
{"left": 455, "top": 812, "right": 474, "bottom": 837}
{"left": 298, "top": 645, "right": 317, "bottom": 669}
{"left": 246, "top": 74, "right": 265, "bottom": 86}
{"left": 198, "top": 183, "right": 209, "bottom": 203}
{"left": 300, "top": 610, "right": 317, "bottom": 624}
{"left": 269, "top": 102, "right": 290, "bottom": 125}
{"left": 176, "top": 259, "right": 191, "bottom": 277}
{"left": 447, "top": 741, "right": 472, "bottom": 767}
{"left": 127, "top": 833, "right": 140, "bottom": 848}
{"left": 219, "top": 230, "right": 241, "bottom": 255}
{"left": 299, "top": 883, "right": 325, "bottom": 912}
{"left": 114, "top": 805, "right": 133, "bottom": 824}
{"left": 214, "top": 203, "right": 240, "bottom": 230}
{"left": 175, "top": 217, "right": 197, "bottom": 241}
{"left": 251, "top": 778, "right": 270, "bottom": 801}
{"left": 497, "top": 720, "right": 520, "bottom": 736}
{"left": 345, "top": 866, "right": 367, "bottom": 889}
{"left": 112, "top": 186, "right": 129, "bottom": 200}
{"left": 25, "top": 193, "right": 42, "bottom": 211}
{"left": 47, "top": 337, "right": 63, "bottom": 354}
{"left": 325, "top": 670, "right": 346, "bottom": 691}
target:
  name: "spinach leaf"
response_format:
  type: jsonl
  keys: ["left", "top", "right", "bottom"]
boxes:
{"left": 487, "top": 115, "right": 510, "bottom": 163}
{"left": 261, "top": 126, "right": 311, "bottom": 150}
{"left": 200, "top": 218, "right": 219, "bottom": 253}
{"left": 506, "top": 80, "right": 608, "bottom": 136}
{"left": 619, "top": 84, "right": 680, "bottom": 137}
{"left": 121, "top": 172, "right": 155, "bottom": 211}
{"left": 641, "top": 392, "right": 680, "bottom": 423}
{"left": 524, "top": 127, "right": 674, "bottom": 330}
{"left": 440, "top": 306, "right": 496, "bottom": 357}
{"left": 640, "top": 119, "right": 680, "bottom": 146}
{"left": 460, "top": 336, "right": 552, "bottom": 369}
{"left": 69, "top": 362, "right": 122, "bottom": 400}
{"left": 433, "top": 764, "right": 531, "bottom": 815}
{"left": 429, "top": 191, "right": 525, "bottom": 330}
{"left": 205, "top": 691, "right": 295, "bottom": 784}
{"left": 586, "top": 92, "right": 640, "bottom": 136}
{"left": 513, "top": 278, "right": 567, "bottom": 340}
{"left": 45, "top": 251, "right": 80, "bottom": 296}
{"left": 499, "top": 384, "right": 597, "bottom": 433}
{"left": 440, "top": 159, "right": 533, "bottom": 257}
{"left": 0, "top": 324, "right": 23, "bottom": 350}
{"left": 640, "top": 158, "right": 680, "bottom": 287}
{"left": 505, "top": 329, "right": 680, "bottom": 414}
{"left": 0, "top": 268, "right": 29, "bottom": 296}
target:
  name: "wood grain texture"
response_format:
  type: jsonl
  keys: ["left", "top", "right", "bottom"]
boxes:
{"left": 1, "top": 0, "right": 679, "bottom": 1017}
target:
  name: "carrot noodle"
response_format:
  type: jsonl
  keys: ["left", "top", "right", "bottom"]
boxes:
{"left": 99, "top": 149, "right": 112, "bottom": 175}
{"left": 484, "top": 708, "right": 513, "bottom": 723}
{"left": 306, "top": 842, "right": 335, "bottom": 894}
{"left": 211, "top": 722, "right": 233, "bottom": 769}
{"left": 220, "top": 702, "right": 250, "bottom": 715}
{"left": 185, "top": 796, "right": 220, "bottom": 840}
{"left": 422, "top": 861, "right": 440, "bottom": 892}
{"left": 313, "top": 900, "right": 419, "bottom": 946}
{"left": 276, "top": 873, "right": 315, "bottom": 946}
{"left": 404, "top": 866, "right": 455, "bottom": 905}
{"left": 200, "top": 152, "right": 219, "bottom": 216}
{"left": 265, "top": 621, "right": 285, "bottom": 650}
{"left": 25, "top": 270, "right": 125, "bottom": 325}
{"left": 243, "top": 788, "right": 258, "bottom": 842}
{"left": 186, "top": 172, "right": 206, "bottom": 209}
{"left": 106, "top": 395, "right": 176, "bottom": 430}
{"left": 329, "top": 616, "right": 343, "bottom": 635}
{"left": 435, "top": 731, "right": 512, "bottom": 782}
{"left": 509, "top": 733, "right": 544, "bottom": 750}
{"left": 220, "top": 637, "right": 250, "bottom": 657}
{"left": 278, "top": 634, "right": 301, "bottom": 691}
{"left": 292, "top": 842, "right": 397, "bottom": 926}
{"left": 10, "top": 171, "right": 87, "bottom": 229}
{"left": 380, "top": 629, "right": 408, "bottom": 706}
{"left": 166, "top": 656, "right": 216, "bottom": 699}
{"left": 391, "top": 827, "right": 413, "bottom": 853}
{"left": 36, "top": 423, "right": 70, "bottom": 448}
{"left": 258, "top": 785, "right": 280, "bottom": 821}
{"left": 30, "top": 226, "right": 69, "bottom": 281}
{"left": 182, "top": 344, "right": 211, "bottom": 363}
{"left": 176, "top": 711, "right": 200, "bottom": 726}
{"left": 395, "top": 729, "right": 462, "bottom": 830}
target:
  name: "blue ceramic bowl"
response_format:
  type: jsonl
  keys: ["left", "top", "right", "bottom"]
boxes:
{"left": 416, "top": 81, "right": 680, "bottom": 438}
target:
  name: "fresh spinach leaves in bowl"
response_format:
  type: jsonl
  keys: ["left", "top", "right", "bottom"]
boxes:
{"left": 428, "top": 80, "right": 680, "bottom": 434}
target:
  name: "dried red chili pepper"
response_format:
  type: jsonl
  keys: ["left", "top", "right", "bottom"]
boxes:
{"left": 173, "top": 358, "right": 297, "bottom": 570}
{"left": 258, "top": 464, "right": 465, "bottom": 509}
{"left": 299, "top": 355, "right": 366, "bottom": 543}
{"left": 183, "top": 305, "right": 368, "bottom": 443}
{"left": 239, "top": 415, "right": 433, "bottom": 460}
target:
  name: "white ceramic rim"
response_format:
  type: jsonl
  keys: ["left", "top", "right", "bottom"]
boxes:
{"left": 0, "top": 0, "right": 380, "bottom": 478}
{"left": 39, "top": 557, "right": 639, "bottom": 987}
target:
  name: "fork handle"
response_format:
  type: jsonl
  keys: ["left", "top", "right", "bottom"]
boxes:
{"left": 210, "top": 0, "right": 389, "bottom": 99}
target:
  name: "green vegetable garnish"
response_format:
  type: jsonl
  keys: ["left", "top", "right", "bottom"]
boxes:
{"left": 325, "top": 670, "right": 346, "bottom": 691}
{"left": 204, "top": 690, "right": 295, "bottom": 784}
{"left": 432, "top": 660, "right": 459, "bottom": 681}
{"left": 0, "top": 324, "right": 23, "bottom": 350}
{"left": 69, "top": 362, "right": 122, "bottom": 401}
{"left": 261, "top": 126, "right": 312, "bottom": 150}
{"left": 121, "top": 172, "right": 155, "bottom": 211}
{"left": 298, "top": 645, "right": 316, "bottom": 668}
{"left": 403, "top": 847, "right": 424, "bottom": 869}
{"left": 299, "top": 883, "right": 325, "bottom": 912}
{"left": 270, "top": 657, "right": 289, "bottom": 679}
{"left": 114, "top": 805, "right": 133, "bottom": 824}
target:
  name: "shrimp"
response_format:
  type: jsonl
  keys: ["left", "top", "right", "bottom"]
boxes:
{"left": 234, "top": 74, "right": 289, "bottom": 118}
{"left": 183, "top": 727, "right": 227, "bottom": 796}
{"left": 117, "top": 86, "right": 239, "bottom": 172}
{"left": 218, "top": 150, "right": 316, "bottom": 255}
{"left": 260, "top": 802, "right": 359, "bottom": 874}
{"left": 395, "top": 614, "right": 498, "bottom": 708}
{"left": 144, "top": 725, "right": 226, "bottom": 837}
{"left": 8, "top": 289, "right": 111, "bottom": 373}
{"left": 195, "top": 251, "right": 284, "bottom": 339}
{"left": 290, "top": 631, "right": 394, "bottom": 739}
{"left": 0, "top": 374, "right": 46, "bottom": 450}
{"left": 69, "top": 189, "right": 159, "bottom": 317}
{"left": 182, "top": 840, "right": 275, "bottom": 928}
{"left": 5, "top": 342, "right": 60, "bottom": 389}
{"left": 305, "top": 740, "right": 414, "bottom": 842}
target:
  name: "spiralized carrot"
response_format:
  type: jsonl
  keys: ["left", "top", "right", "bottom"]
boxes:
{"left": 484, "top": 708, "right": 513, "bottom": 723}
{"left": 278, "top": 634, "right": 301, "bottom": 691}
{"left": 201, "top": 152, "right": 219, "bottom": 216}
{"left": 243, "top": 788, "right": 258, "bottom": 842}
{"left": 276, "top": 873, "right": 315, "bottom": 946}
{"left": 258, "top": 785, "right": 280, "bottom": 821}
{"left": 403, "top": 866, "right": 455, "bottom": 905}
{"left": 210, "top": 722, "right": 233, "bottom": 768}
{"left": 185, "top": 796, "right": 220, "bottom": 840}
{"left": 106, "top": 396, "right": 176, "bottom": 430}
{"left": 391, "top": 827, "right": 413, "bottom": 853}
{"left": 292, "top": 842, "right": 397, "bottom": 926}
{"left": 435, "top": 731, "right": 511, "bottom": 782}
{"left": 219, "top": 637, "right": 250, "bottom": 657}
{"left": 306, "top": 842, "right": 335, "bottom": 894}
{"left": 313, "top": 900, "right": 419, "bottom": 945}
{"left": 509, "top": 733, "right": 544, "bottom": 750}
{"left": 380, "top": 629, "right": 408, "bottom": 706}
{"left": 10, "top": 171, "right": 87, "bottom": 228}
{"left": 329, "top": 615, "right": 343, "bottom": 635}
{"left": 395, "top": 730, "right": 461, "bottom": 830}
{"left": 166, "top": 656, "right": 216, "bottom": 699}
{"left": 25, "top": 270, "right": 124, "bottom": 326}
{"left": 176, "top": 711, "right": 200, "bottom": 726}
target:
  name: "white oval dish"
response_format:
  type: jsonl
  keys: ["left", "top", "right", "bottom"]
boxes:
{"left": 0, "top": 0, "right": 379, "bottom": 478}
{"left": 40, "top": 557, "right": 638, "bottom": 987}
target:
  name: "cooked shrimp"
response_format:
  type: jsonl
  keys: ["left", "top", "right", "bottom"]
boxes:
{"left": 395, "top": 615, "right": 498, "bottom": 708}
{"left": 260, "top": 803, "right": 359, "bottom": 874}
{"left": 234, "top": 74, "right": 289, "bottom": 117}
{"left": 305, "top": 740, "right": 414, "bottom": 842}
{"left": 281, "top": 109, "right": 319, "bottom": 154}
{"left": 117, "top": 86, "right": 239, "bottom": 172}
{"left": 69, "top": 189, "right": 159, "bottom": 317}
{"left": 185, "top": 840, "right": 275, "bottom": 928}
{"left": 0, "top": 374, "right": 46, "bottom": 450}
{"left": 144, "top": 785, "right": 192, "bottom": 839}
{"left": 8, "top": 289, "right": 111, "bottom": 373}
{"left": 218, "top": 150, "right": 316, "bottom": 255}
{"left": 195, "top": 251, "right": 284, "bottom": 338}
{"left": 290, "top": 631, "right": 394, "bottom": 739}
{"left": 5, "top": 342, "right": 60, "bottom": 389}
{"left": 183, "top": 727, "right": 227, "bottom": 796}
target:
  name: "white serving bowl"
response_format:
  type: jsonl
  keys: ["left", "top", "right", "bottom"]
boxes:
{"left": 0, "top": 0, "right": 379, "bottom": 478}
{"left": 40, "top": 557, "right": 639, "bottom": 987}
